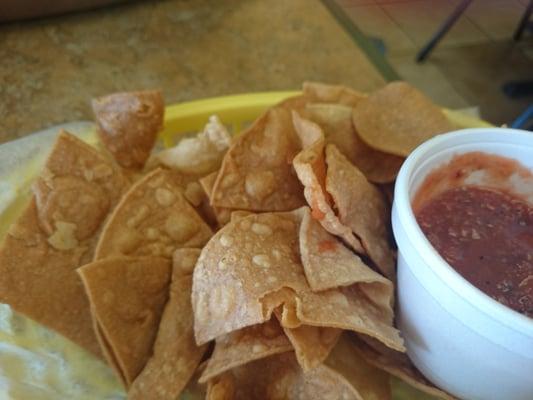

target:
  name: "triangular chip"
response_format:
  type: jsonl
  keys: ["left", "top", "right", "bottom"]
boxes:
{"left": 302, "top": 81, "right": 366, "bottom": 108}
{"left": 352, "top": 82, "right": 452, "bottom": 157}
{"left": 78, "top": 256, "right": 171, "bottom": 386}
{"left": 210, "top": 96, "right": 306, "bottom": 211}
{"left": 172, "top": 247, "right": 202, "bottom": 275}
{"left": 199, "top": 318, "right": 293, "bottom": 384}
{"left": 353, "top": 335, "right": 455, "bottom": 400}
{"left": 150, "top": 115, "right": 231, "bottom": 176}
{"left": 305, "top": 103, "right": 404, "bottom": 183}
{"left": 275, "top": 309, "right": 341, "bottom": 371}
{"left": 292, "top": 113, "right": 364, "bottom": 254}
{"left": 192, "top": 208, "right": 403, "bottom": 353}
{"left": 129, "top": 254, "right": 207, "bottom": 400}
{"left": 92, "top": 90, "right": 164, "bottom": 169}
{"left": 325, "top": 144, "right": 396, "bottom": 279}
{"left": 95, "top": 168, "right": 212, "bottom": 259}
{"left": 0, "top": 131, "right": 128, "bottom": 357}
{"left": 300, "top": 207, "right": 385, "bottom": 291}
{"left": 199, "top": 171, "right": 232, "bottom": 227}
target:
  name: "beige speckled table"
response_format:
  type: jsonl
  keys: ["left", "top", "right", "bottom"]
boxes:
{"left": 0, "top": 0, "right": 386, "bottom": 143}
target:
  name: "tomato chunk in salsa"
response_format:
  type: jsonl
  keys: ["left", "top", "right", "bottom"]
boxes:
{"left": 416, "top": 186, "right": 532, "bottom": 318}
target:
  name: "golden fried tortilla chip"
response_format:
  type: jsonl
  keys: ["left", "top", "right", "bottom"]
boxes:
{"left": 199, "top": 171, "right": 232, "bottom": 227}
{"left": 302, "top": 81, "right": 366, "bottom": 108}
{"left": 306, "top": 103, "right": 403, "bottom": 184}
{"left": 200, "top": 318, "right": 293, "bottom": 384}
{"left": 0, "top": 131, "right": 128, "bottom": 357}
{"left": 92, "top": 90, "right": 164, "bottom": 169}
{"left": 206, "top": 372, "right": 235, "bottom": 400}
{"left": 352, "top": 82, "right": 452, "bottom": 157}
{"left": 192, "top": 208, "right": 403, "bottom": 353}
{"left": 129, "top": 255, "right": 207, "bottom": 400}
{"left": 95, "top": 168, "right": 212, "bottom": 259}
{"left": 326, "top": 144, "right": 396, "bottom": 279}
{"left": 292, "top": 113, "right": 364, "bottom": 254}
{"left": 275, "top": 309, "right": 341, "bottom": 372}
{"left": 300, "top": 207, "right": 382, "bottom": 291}
{"left": 210, "top": 97, "right": 306, "bottom": 212}
{"left": 353, "top": 335, "right": 455, "bottom": 400}
{"left": 78, "top": 256, "right": 171, "bottom": 387}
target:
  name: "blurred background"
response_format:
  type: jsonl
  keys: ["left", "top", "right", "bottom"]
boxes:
{"left": 1, "top": 0, "right": 532, "bottom": 143}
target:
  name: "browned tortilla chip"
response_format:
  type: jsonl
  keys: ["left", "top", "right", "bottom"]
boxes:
{"left": 200, "top": 318, "right": 293, "bottom": 383}
{"left": 199, "top": 171, "right": 232, "bottom": 227}
{"left": 210, "top": 97, "right": 306, "bottom": 212}
{"left": 92, "top": 90, "right": 164, "bottom": 169}
{"left": 229, "top": 210, "right": 254, "bottom": 222}
{"left": 0, "top": 131, "right": 128, "bottom": 357}
{"left": 192, "top": 208, "right": 403, "bottom": 352}
{"left": 292, "top": 113, "right": 364, "bottom": 254}
{"left": 276, "top": 309, "right": 341, "bottom": 371}
{"left": 326, "top": 144, "right": 396, "bottom": 279}
{"left": 95, "top": 168, "right": 212, "bottom": 259}
{"left": 353, "top": 335, "right": 456, "bottom": 400}
{"left": 207, "top": 351, "right": 381, "bottom": 400}
{"left": 302, "top": 81, "right": 365, "bottom": 108}
{"left": 352, "top": 82, "right": 452, "bottom": 157}
{"left": 129, "top": 256, "right": 207, "bottom": 400}
{"left": 172, "top": 248, "right": 202, "bottom": 275}
{"left": 306, "top": 103, "right": 403, "bottom": 183}
{"left": 78, "top": 256, "right": 171, "bottom": 387}
{"left": 300, "top": 207, "right": 380, "bottom": 291}
{"left": 206, "top": 372, "right": 235, "bottom": 400}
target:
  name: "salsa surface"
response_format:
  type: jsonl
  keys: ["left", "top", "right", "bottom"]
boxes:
{"left": 416, "top": 186, "right": 532, "bottom": 318}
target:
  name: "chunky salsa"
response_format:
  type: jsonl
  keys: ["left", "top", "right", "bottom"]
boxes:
{"left": 416, "top": 186, "right": 532, "bottom": 318}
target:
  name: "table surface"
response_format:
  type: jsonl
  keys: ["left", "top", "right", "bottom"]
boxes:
{"left": 0, "top": 0, "right": 387, "bottom": 143}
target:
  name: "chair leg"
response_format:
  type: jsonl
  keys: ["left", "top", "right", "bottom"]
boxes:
{"left": 416, "top": 0, "right": 473, "bottom": 63}
{"left": 513, "top": 0, "right": 533, "bottom": 41}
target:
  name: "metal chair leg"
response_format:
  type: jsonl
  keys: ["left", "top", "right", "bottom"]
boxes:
{"left": 416, "top": 0, "right": 473, "bottom": 63}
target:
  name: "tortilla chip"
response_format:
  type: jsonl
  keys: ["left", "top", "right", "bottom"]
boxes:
{"left": 0, "top": 131, "right": 128, "bottom": 357}
{"left": 150, "top": 115, "right": 231, "bottom": 176}
{"left": 172, "top": 248, "right": 202, "bottom": 275}
{"left": 199, "top": 317, "right": 293, "bottom": 383}
{"left": 199, "top": 171, "right": 232, "bottom": 227}
{"left": 78, "top": 256, "right": 171, "bottom": 387}
{"left": 352, "top": 82, "right": 452, "bottom": 157}
{"left": 326, "top": 144, "right": 396, "bottom": 279}
{"left": 95, "top": 168, "right": 212, "bottom": 259}
{"left": 206, "top": 372, "right": 235, "bottom": 400}
{"left": 193, "top": 208, "right": 403, "bottom": 353}
{"left": 300, "top": 207, "right": 383, "bottom": 291}
{"left": 323, "top": 333, "right": 392, "bottom": 400}
{"left": 230, "top": 210, "right": 254, "bottom": 222}
{"left": 302, "top": 81, "right": 365, "bottom": 108}
{"left": 276, "top": 309, "right": 341, "bottom": 371}
{"left": 292, "top": 113, "right": 364, "bottom": 254}
{"left": 92, "top": 90, "right": 164, "bottom": 169}
{"left": 210, "top": 97, "right": 306, "bottom": 212}
{"left": 306, "top": 103, "right": 404, "bottom": 184}
{"left": 129, "top": 258, "right": 207, "bottom": 399}
{"left": 353, "top": 335, "right": 456, "bottom": 400}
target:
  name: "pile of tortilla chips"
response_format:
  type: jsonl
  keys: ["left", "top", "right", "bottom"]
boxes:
{"left": 0, "top": 82, "right": 455, "bottom": 400}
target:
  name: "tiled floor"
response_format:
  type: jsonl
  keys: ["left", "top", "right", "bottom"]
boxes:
{"left": 336, "top": 0, "right": 533, "bottom": 125}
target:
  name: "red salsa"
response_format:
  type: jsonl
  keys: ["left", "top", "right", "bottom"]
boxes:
{"left": 416, "top": 186, "right": 533, "bottom": 318}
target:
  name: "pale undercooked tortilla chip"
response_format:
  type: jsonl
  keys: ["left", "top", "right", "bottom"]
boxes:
{"left": 353, "top": 335, "right": 456, "bottom": 400}
{"left": 129, "top": 253, "right": 207, "bottom": 400}
{"left": 95, "top": 168, "right": 212, "bottom": 259}
{"left": 92, "top": 90, "right": 164, "bottom": 169}
{"left": 200, "top": 317, "right": 293, "bottom": 383}
{"left": 300, "top": 207, "right": 380, "bottom": 291}
{"left": 326, "top": 144, "right": 396, "bottom": 279}
{"left": 78, "top": 256, "right": 171, "bottom": 387}
{"left": 275, "top": 309, "right": 341, "bottom": 372}
{"left": 199, "top": 171, "right": 232, "bottom": 227}
{"left": 150, "top": 115, "right": 231, "bottom": 176}
{"left": 210, "top": 96, "right": 306, "bottom": 212}
{"left": 0, "top": 131, "right": 128, "bottom": 357}
{"left": 207, "top": 351, "right": 373, "bottom": 400}
{"left": 302, "top": 81, "right": 366, "bottom": 108}
{"left": 192, "top": 208, "right": 403, "bottom": 352}
{"left": 306, "top": 103, "right": 403, "bottom": 183}
{"left": 352, "top": 82, "right": 452, "bottom": 157}
{"left": 291, "top": 113, "right": 364, "bottom": 254}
